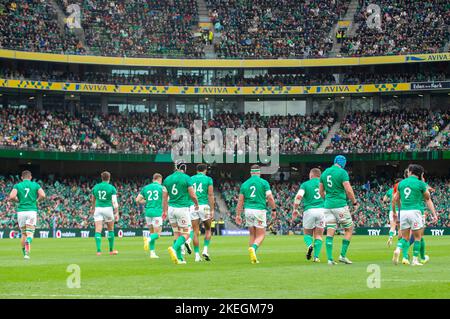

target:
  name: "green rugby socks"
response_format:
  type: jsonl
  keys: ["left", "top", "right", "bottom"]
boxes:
{"left": 304, "top": 234, "right": 313, "bottom": 248}
{"left": 149, "top": 233, "right": 159, "bottom": 251}
{"left": 413, "top": 240, "right": 421, "bottom": 257}
{"left": 420, "top": 238, "right": 426, "bottom": 260}
{"left": 314, "top": 239, "right": 323, "bottom": 258}
{"left": 95, "top": 232, "right": 102, "bottom": 252}
{"left": 340, "top": 239, "right": 350, "bottom": 257}
{"left": 108, "top": 231, "right": 115, "bottom": 252}
{"left": 325, "top": 236, "right": 334, "bottom": 261}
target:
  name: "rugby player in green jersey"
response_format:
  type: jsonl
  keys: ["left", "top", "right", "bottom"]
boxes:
{"left": 235, "top": 165, "right": 277, "bottom": 264}
{"left": 292, "top": 168, "right": 325, "bottom": 262}
{"left": 91, "top": 171, "right": 119, "bottom": 256}
{"left": 190, "top": 164, "right": 215, "bottom": 262}
{"left": 8, "top": 170, "right": 46, "bottom": 259}
{"left": 136, "top": 173, "right": 166, "bottom": 259}
{"left": 383, "top": 178, "right": 402, "bottom": 247}
{"left": 319, "top": 155, "right": 359, "bottom": 265}
{"left": 392, "top": 164, "right": 438, "bottom": 266}
{"left": 164, "top": 161, "right": 199, "bottom": 265}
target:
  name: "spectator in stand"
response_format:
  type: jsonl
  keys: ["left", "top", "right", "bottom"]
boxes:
{"left": 325, "top": 109, "right": 450, "bottom": 154}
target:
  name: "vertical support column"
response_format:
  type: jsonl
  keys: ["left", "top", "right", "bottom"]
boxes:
{"left": 423, "top": 93, "right": 431, "bottom": 109}
{"left": 236, "top": 96, "right": 245, "bottom": 113}
{"left": 373, "top": 95, "right": 380, "bottom": 112}
{"left": 168, "top": 96, "right": 176, "bottom": 114}
{"left": 36, "top": 92, "right": 43, "bottom": 110}
{"left": 305, "top": 96, "right": 313, "bottom": 115}
{"left": 101, "top": 95, "right": 108, "bottom": 115}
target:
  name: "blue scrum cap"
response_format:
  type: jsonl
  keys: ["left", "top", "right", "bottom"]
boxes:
{"left": 334, "top": 155, "right": 347, "bottom": 168}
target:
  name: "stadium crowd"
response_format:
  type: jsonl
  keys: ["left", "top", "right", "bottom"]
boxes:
{"left": 0, "top": 108, "right": 336, "bottom": 154}
{"left": 208, "top": 0, "right": 350, "bottom": 58}
{"left": 326, "top": 109, "right": 450, "bottom": 154}
{"left": 0, "top": 0, "right": 85, "bottom": 55}
{"left": 340, "top": 0, "right": 449, "bottom": 56}
{"left": 0, "top": 108, "right": 110, "bottom": 152}
{"left": 56, "top": 0, "right": 204, "bottom": 58}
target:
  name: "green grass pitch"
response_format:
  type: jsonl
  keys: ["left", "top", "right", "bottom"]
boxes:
{"left": 0, "top": 235, "right": 449, "bottom": 299}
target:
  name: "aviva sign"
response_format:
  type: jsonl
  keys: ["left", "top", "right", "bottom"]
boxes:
{"left": 0, "top": 79, "right": 420, "bottom": 95}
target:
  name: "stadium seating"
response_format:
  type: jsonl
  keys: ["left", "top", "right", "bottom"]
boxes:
{"left": 56, "top": 0, "right": 204, "bottom": 58}
{"left": 207, "top": 0, "right": 350, "bottom": 58}
{"left": 340, "top": 0, "right": 449, "bottom": 56}
{"left": 0, "top": 0, "right": 85, "bottom": 54}
{"left": 0, "top": 108, "right": 111, "bottom": 152}
{"left": 325, "top": 109, "right": 450, "bottom": 154}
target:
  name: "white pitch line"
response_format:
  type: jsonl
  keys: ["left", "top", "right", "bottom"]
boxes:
{"left": 382, "top": 279, "right": 450, "bottom": 283}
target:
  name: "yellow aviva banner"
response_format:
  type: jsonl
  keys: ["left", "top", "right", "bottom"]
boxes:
{"left": 0, "top": 79, "right": 413, "bottom": 95}
{"left": 0, "top": 49, "right": 449, "bottom": 68}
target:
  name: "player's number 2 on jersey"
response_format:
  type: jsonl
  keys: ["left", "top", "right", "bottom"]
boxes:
{"left": 171, "top": 184, "right": 178, "bottom": 195}
{"left": 250, "top": 186, "right": 256, "bottom": 198}
{"left": 146, "top": 190, "right": 159, "bottom": 201}
{"left": 327, "top": 175, "right": 333, "bottom": 187}
{"left": 193, "top": 183, "right": 203, "bottom": 193}
{"left": 98, "top": 190, "right": 106, "bottom": 200}
{"left": 404, "top": 187, "right": 411, "bottom": 199}
{"left": 24, "top": 188, "right": 30, "bottom": 198}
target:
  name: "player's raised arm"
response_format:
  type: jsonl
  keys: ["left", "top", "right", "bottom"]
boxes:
{"left": 208, "top": 184, "right": 215, "bottom": 219}
{"left": 8, "top": 188, "right": 18, "bottom": 202}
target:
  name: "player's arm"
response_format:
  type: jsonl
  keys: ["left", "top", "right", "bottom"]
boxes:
{"left": 8, "top": 188, "right": 18, "bottom": 202}
{"left": 235, "top": 193, "right": 244, "bottom": 225}
{"left": 90, "top": 194, "right": 96, "bottom": 214}
{"left": 112, "top": 194, "right": 119, "bottom": 221}
{"left": 319, "top": 182, "right": 325, "bottom": 199}
{"left": 392, "top": 191, "right": 400, "bottom": 223}
{"left": 266, "top": 189, "right": 276, "bottom": 220}
{"left": 423, "top": 190, "right": 438, "bottom": 223}
{"left": 162, "top": 187, "right": 168, "bottom": 220}
{"left": 292, "top": 189, "right": 304, "bottom": 221}
{"left": 208, "top": 184, "right": 215, "bottom": 219}
{"left": 37, "top": 188, "right": 46, "bottom": 201}
{"left": 382, "top": 194, "right": 389, "bottom": 203}
{"left": 343, "top": 181, "right": 359, "bottom": 212}
{"left": 135, "top": 193, "right": 145, "bottom": 205}
{"left": 188, "top": 186, "right": 199, "bottom": 210}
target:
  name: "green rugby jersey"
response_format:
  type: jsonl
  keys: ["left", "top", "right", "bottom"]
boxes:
{"left": 320, "top": 165, "right": 350, "bottom": 209}
{"left": 191, "top": 173, "right": 213, "bottom": 206}
{"left": 92, "top": 182, "right": 117, "bottom": 208}
{"left": 398, "top": 176, "right": 427, "bottom": 212}
{"left": 239, "top": 175, "right": 271, "bottom": 210}
{"left": 13, "top": 180, "right": 42, "bottom": 212}
{"left": 299, "top": 177, "right": 324, "bottom": 211}
{"left": 163, "top": 171, "right": 193, "bottom": 208}
{"left": 140, "top": 182, "right": 164, "bottom": 217}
